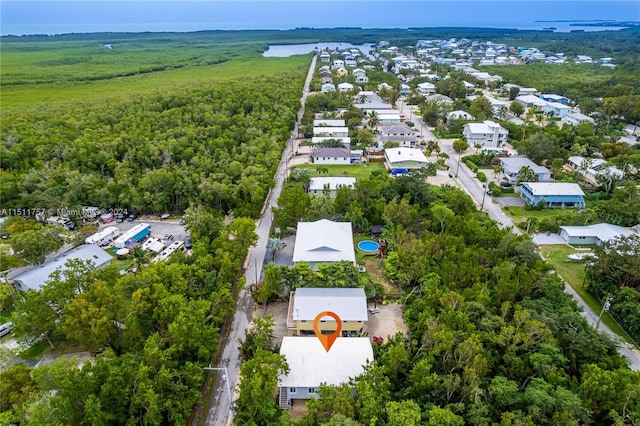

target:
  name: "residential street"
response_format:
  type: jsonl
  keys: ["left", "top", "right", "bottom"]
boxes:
{"left": 406, "top": 104, "right": 639, "bottom": 370}
{"left": 202, "top": 53, "right": 317, "bottom": 426}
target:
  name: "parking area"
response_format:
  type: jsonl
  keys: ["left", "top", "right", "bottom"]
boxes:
{"left": 366, "top": 302, "right": 408, "bottom": 341}
{"left": 101, "top": 217, "right": 188, "bottom": 242}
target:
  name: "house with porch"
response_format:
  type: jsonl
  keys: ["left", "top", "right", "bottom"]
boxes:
{"left": 384, "top": 148, "right": 429, "bottom": 171}
{"left": 309, "top": 177, "right": 356, "bottom": 197}
{"left": 567, "top": 156, "right": 625, "bottom": 185}
{"left": 314, "top": 126, "right": 349, "bottom": 138}
{"left": 378, "top": 124, "right": 418, "bottom": 148}
{"left": 292, "top": 220, "right": 356, "bottom": 268}
{"left": 320, "top": 51, "right": 330, "bottom": 62}
{"left": 516, "top": 95, "right": 548, "bottom": 110}
{"left": 338, "top": 82, "right": 354, "bottom": 92}
{"left": 278, "top": 337, "right": 373, "bottom": 409}
{"left": 287, "top": 287, "right": 367, "bottom": 336}
{"left": 563, "top": 112, "right": 594, "bottom": 126}
{"left": 462, "top": 121, "right": 508, "bottom": 148}
{"left": 500, "top": 157, "right": 552, "bottom": 184}
{"left": 519, "top": 182, "right": 585, "bottom": 208}
{"left": 544, "top": 103, "right": 572, "bottom": 118}
{"left": 417, "top": 82, "right": 436, "bottom": 95}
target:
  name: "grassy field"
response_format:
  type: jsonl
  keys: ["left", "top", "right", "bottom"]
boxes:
{"left": 539, "top": 245, "right": 635, "bottom": 344}
{"left": 1, "top": 34, "right": 311, "bottom": 108}
{"left": 301, "top": 162, "right": 387, "bottom": 180}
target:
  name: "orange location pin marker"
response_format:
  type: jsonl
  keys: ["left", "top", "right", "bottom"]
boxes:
{"left": 313, "top": 311, "right": 342, "bottom": 352}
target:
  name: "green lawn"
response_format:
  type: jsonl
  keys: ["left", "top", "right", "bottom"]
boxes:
{"left": 354, "top": 234, "right": 381, "bottom": 264}
{"left": 301, "top": 162, "right": 386, "bottom": 180}
{"left": 540, "top": 245, "right": 635, "bottom": 345}
{"left": 504, "top": 206, "right": 568, "bottom": 220}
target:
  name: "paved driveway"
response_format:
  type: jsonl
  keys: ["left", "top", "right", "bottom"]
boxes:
{"left": 494, "top": 196, "right": 525, "bottom": 207}
{"left": 532, "top": 234, "right": 567, "bottom": 245}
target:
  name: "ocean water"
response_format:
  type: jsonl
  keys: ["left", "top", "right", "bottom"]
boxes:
{"left": 1, "top": 1, "right": 637, "bottom": 36}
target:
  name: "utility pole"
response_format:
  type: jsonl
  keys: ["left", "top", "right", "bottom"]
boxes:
{"left": 480, "top": 184, "right": 487, "bottom": 211}
{"left": 203, "top": 366, "right": 235, "bottom": 420}
{"left": 595, "top": 297, "right": 611, "bottom": 330}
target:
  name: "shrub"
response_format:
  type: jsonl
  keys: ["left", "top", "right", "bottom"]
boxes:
{"left": 465, "top": 160, "right": 479, "bottom": 173}
{"left": 490, "top": 187, "right": 503, "bottom": 196}
{"left": 476, "top": 171, "right": 487, "bottom": 182}
{"left": 501, "top": 186, "right": 515, "bottom": 193}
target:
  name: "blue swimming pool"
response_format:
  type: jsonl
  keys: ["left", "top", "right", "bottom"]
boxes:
{"left": 358, "top": 240, "right": 380, "bottom": 252}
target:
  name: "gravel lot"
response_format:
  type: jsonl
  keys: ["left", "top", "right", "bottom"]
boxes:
{"left": 103, "top": 217, "right": 188, "bottom": 241}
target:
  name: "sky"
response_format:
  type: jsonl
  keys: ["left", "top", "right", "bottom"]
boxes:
{"left": 1, "top": 1, "right": 639, "bottom": 36}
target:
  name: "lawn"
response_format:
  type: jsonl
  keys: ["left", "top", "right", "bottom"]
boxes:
{"left": 301, "top": 162, "right": 386, "bottom": 180}
{"left": 504, "top": 206, "right": 568, "bottom": 221}
{"left": 539, "top": 245, "right": 635, "bottom": 344}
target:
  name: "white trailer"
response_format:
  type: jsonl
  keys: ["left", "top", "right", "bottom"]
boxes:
{"left": 85, "top": 226, "right": 120, "bottom": 246}
{"left": 113, "top": 223, "right": 151, "bottom": 249}
{"left": 152, "top": 241, "right": 185, "bottom": 263}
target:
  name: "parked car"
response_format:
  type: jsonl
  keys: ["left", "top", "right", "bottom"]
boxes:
{"left": 116, "top": 213, "right": 126, "bottom": 223}
{"left": 184, "top": 236, "right": 192, "bottom": 249}
{"left": 500, "top": 181, "right": 513, "bottom": 187}
{"left": 126, "top": 211, "right": 139, "bottom": 222}
{"left": 0, "top": 322, "right": 13, "bottom": 338}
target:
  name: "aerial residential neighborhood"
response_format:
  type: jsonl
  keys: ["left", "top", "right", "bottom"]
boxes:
{"left": 1, "top": 16, "right": 639, "bottom": 426}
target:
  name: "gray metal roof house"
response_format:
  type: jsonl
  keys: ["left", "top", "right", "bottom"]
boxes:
{"left": 12, "top": 244, "right": 112, "bottom": 292}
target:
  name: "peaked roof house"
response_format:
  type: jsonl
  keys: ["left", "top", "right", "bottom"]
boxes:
{"left": 463, "top": 121, "right": 508, "bottom": 148}
{"left": 278, "top": 337, "right": 373, "bottom": 409}
{"left": 384, "top": 147, "right": 429, "bottom": 171}
{"left": 320, "top": 51, "right": 331, "bottom": 62}
{"left": 500, "top": 157, "right": 552, "bottom": 183}
{"left": 567, "top": 156, "right": 625, "bottom": 185}
{"left": 321, "top": 83, "right": 336, "bottom": 93}
{"left": 292, "top": 220, "right": 356, "bottom": 267}
{"left": 563, "top": 112, "right": 595, "bottom": 126}
{"left": 287, "top": 287, "right": 368, "bottom": 335}
{"left": 417, "top": 82, "right": 436, "bottom": 95}
{"left": 447, "top": 110, "right": 475, "bottom": 121}
{"left": 560, "top": 223, "right": 632, "bottom": 245}
{"left": 12, "top": 244, "right": 112, "bottom": 292}
{"left": 310, "top": 147, "right": 352, "bottom": 165}
{"left": 519, "top": 182, "right": 585, "bottom": 209}
{"left": 338, "top": 82, "right": 354, "bottom": 92}
{"left": 378, "top": 124, "right": 418, "bottom": 148}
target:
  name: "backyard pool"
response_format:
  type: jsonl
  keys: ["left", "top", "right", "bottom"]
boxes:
{"left": 358, "top": 240, "right": 380, "bottom": 252}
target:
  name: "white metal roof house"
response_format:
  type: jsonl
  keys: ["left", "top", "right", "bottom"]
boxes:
{"left": 384, "top": 148, "right": 429, "bottom": 171}
{"left": 12, "top": 244, "right": 112, "bottom": 292}
{"left": 447, "top": 110, "right": 475, "bottom": 121}
{"left": 417, "top": 82, "right": 436, "bottom": 95}
{"left": 544, "top": 103, "right": 572, "bottom": 118}
{"left": 500, "top": 157, "right": 552, "bottom": 183}
{"left": 338, "top": 82, "right": 354, "bottom": 92}
{"left": 287, "top": 287, "right": 368, "bottom": 334}
{"left": 563, "top": 112, "right": 595, "bottom": 126}
{"left": 278, "top": 336, "right": 373, "bottom": 409}
{"left": 378, "top": 124, "right": 418, "bottom": 148}
{"left": 516, "top": 94, "right": 548, "bottom": 110}
{"left": 519, "top": 182, "right": 585, "bottom": 209}
{"left": 292, "top": 220, "right": 356, "bottom": 267}
{"left": 314, "top": 127, "right": 349, "bottom": 138}
{"left": 560, "top": 223, "right": 632, "bottom": 245}
{"left": 309, "top": 177, "right": 356, "bottom": 197}
{"left": 321, "top": 83, "right": 336, "bottom": 93}
{"left": 314, "top": 119, "right": 345, "bottom": 127}
{"left": 462, "top": 121, "right": 508, "bottom": 148}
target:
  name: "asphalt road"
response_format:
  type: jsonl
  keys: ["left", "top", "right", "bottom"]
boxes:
{"left": 202, "top": 53, "right": 317, "bottom": 426}
{"left": 406, "top": 103, "right": 639, "bottom": 370}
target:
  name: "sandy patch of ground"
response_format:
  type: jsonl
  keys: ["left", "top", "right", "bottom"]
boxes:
{"left": 288, "top": 400, "right": 309, "bottom": 421}
{"left": 427, "top": 169, "right": 456, "bottom": 186}
{"left": 255, "top": 301, "right": 293, "bottom": 346}
{"left": 362, "top": 258, "right": 398, "bottom": 294}
{"left": 366, "top": 302, "right": 408, "bottom": 342}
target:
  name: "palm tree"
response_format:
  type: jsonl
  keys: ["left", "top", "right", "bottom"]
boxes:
{"left": 518, "top": 165, "right": 539, "bottom": 184}
{"left": 493, "top": 163, "right": 504, "bottom": 182}
{"left": 129, "top": 246, "right": 151, "bottom": 273}
{"left": 367, "top": 111, "right": 380, "bottom": 131}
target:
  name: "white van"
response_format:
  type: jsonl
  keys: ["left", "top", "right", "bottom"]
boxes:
{"left": 0, "top": 322, "right": 13, "bottom": 338}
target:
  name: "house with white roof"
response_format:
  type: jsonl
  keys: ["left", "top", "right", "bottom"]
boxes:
{"left": 400, "top": 84, "right": 411, "bottom": 95}
{"left": 309, "top": 177, "right": 356, "bottom": 197}
{"left": 314, "top": 127, "right": 348, "bottom": 138}
{"left": 333, "top": 59, "right": 345, "bottom": 69}
{"left": 516, "top": 95, "right": 548, "bottom": 110}
{"left": 518, "top": 88, "right": 539, "bottom": 96}
{"left": 355, "top": 74, "right": 369, "bottom": 84}
{"left": 338, "top": 82, "right": 354, "bottom": 92}
{"left": 500, "top": 157, "right": 552, "bottom": 183}
{"left": 545, "top": 103, "right": 572, "bottom": 118}
{"left": 563, "top": 112, "right": 595, "bottom": 126}
{"left": 560, "top": 223, "right": 631, "bottom": 245}
{"left": 352, "top": 68, "right": 366, "bottom": 77}
{"left": 278, "top": 337, "right": 373, "bottom": 409}
{"left": 447, "top": 110, "right": 475, "bottom": 121}
{"left": 463, "top": 121, "right": 508, "bottom": 148}
{"left": 519, "top": 182, "right": 585, "bottom": 208}
{"left": 384, "top": 148, "right": 429, "bottom": 171}
{"left": 287, "top": 287, "right": 367, "bottom": 335}
{"left": 12, "top": 244, "right": 112, "bottom": 292}
{"left": 310, "top": 147, "right": 352, "bottom": 164}
{"left": 292, "top": 220, "right": 356, "bottom": 268}
{"left": 417, "top": 82, "right": 436, "bottom": 95}
{"left": 314, "top": 119, "right": 345, "bottom": 127}
{"left": 566, "top": 157, "right": 625, "bottom": 185}
{"left": 320, "top": 51, "right": 330, "bottom": 62}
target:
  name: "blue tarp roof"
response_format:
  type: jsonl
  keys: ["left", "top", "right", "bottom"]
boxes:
{"left": 131, "top": 228, "right": 151, "bottom": 242}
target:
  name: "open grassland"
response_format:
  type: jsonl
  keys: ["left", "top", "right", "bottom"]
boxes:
{"left": 1, "top": 34, "right": 311, "bottom": 108}
{"left": 540, "top": 245, "right": 635, "bottom": 344}
{"left": 300, "top": 162, "right": 387, "bottom": 180}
